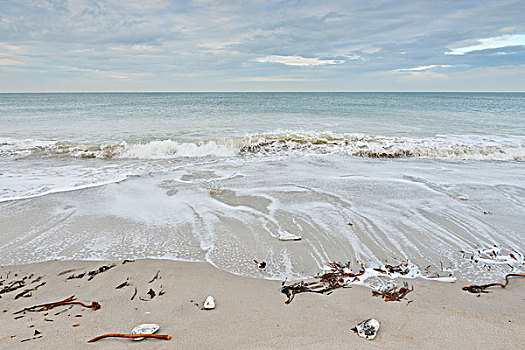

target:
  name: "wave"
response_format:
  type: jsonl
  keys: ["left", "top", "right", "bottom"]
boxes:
{"left": 1, "top": 132, "right": 524, "bottom": 161}
{"left": 0, "top": 138, "right": 238, "bottom": 160}
{"left": 239, "top": 132, "right": 525, "bottom": 160}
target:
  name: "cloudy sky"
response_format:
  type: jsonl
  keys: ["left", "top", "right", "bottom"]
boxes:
{"left": 1, "top": 0, "right": 524, "bottom": 92}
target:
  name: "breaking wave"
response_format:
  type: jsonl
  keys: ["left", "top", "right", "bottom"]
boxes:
{"left": 1, "top": 132, "right": 524, "bottom": 161}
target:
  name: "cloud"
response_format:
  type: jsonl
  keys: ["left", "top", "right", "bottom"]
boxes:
{"left": 0, "top": 44, "right": 28, "bottom": 54}
{"left": 63, "top": 66, "right": 152, "bottom": 80}
{"left": 241, "top": 77, "right": 310, "bottom": 82}
{"left": 255, "top": 55, "right": 345, "bottom": 66}
{"left": 114, "top": 0, "right": 170, "bottom": 11}
{"left": 0, "top": 57, "right": 24, "bottom": 66}
{"left": 446, "top": 34, "right": 525, "bottom": 55}
{"left": 395, "top": 65, "right": 452, "bottom": 72}
{"left": 1, "top": 1, "right": 524, "bottom": 91}
{"left": 0, "top": 51, "right": 26, "bottom": 65}
{"left": 397, "top": 71, "right": 447, "bottom": 79}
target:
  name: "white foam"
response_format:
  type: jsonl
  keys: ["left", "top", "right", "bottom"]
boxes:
{"left": 1, "top": 132, "right": 524, "bottom": 161}
{"left": 118, "top": 139, "right": 237, "bottom": 159}
{"left": 322, "top": 262, "right": 458, "bottom": 289}
{"left": 0, "top": 176, "right": 129, "bottom": 203}
{"left": 0, "top": 138, "right": 58, "bottom": 158}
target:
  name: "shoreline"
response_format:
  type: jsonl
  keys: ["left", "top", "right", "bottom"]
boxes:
{"left": 1, "top": 259, "right": 523, "bottom": 349}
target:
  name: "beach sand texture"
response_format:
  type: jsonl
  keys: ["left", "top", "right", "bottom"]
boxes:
{"left": 1, "top": 259, "right": 524, "bottom": 349}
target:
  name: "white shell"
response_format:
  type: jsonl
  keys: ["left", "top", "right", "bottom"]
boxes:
{"left": 203, "top": 296, "right": 215, "bottom": 310}
{"left": 130, "top": 323, "right": 159, "bottom": 341}
{"left": 279, "top": 234, "right": 301, "bottom": 241}
{"left": 353, "top": 319, "right": 379, "bottom": 340}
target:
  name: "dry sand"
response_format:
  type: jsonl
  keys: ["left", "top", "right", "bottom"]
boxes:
{"left": 1, "top": 259, "right": 524, "bottom": 349}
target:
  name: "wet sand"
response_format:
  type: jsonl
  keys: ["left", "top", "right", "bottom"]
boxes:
{"left": 1, "top": 259, "right": 524, "bottom": 349}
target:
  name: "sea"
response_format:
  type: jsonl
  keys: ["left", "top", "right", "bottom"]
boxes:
{"left": 1, "top": 92, "right": 524, "bottom": 285}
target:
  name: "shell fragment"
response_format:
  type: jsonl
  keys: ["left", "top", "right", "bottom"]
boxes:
{"left": 279, "top": 234, "right": 302, "bottom": 241}
{"left": 352, "top": 319, "right": 379, "bottom": 340}
{"left": 130, "top": 323, "right": 160, "bottom": 341}
{"left": 203, "top": 296, "right": 215, "bottom": 310}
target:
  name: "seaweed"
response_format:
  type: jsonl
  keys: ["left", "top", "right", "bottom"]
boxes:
{"left": 88, "top": 334, "right": 171, "bottom": 342}
{"left": 14, "top": 295, "right": 100, "bottom": 314}
{"left": 14, "top": 282, "right": 46, "bottom": 299}
{"left": 373, "top": 262, "right": 409, "bottom": 275}
{"left": 115, "top": 280, "right": 130, "bottom": 289}
{"left": 372, "top": 282, "right": 413, "bottom": 302}
{"left": 130, "top": 287, "right": 138, "bottom": 300}
{"left": 462, "top": 273, "right": 525, "bottom": 294}
{"left": 253, "top": 259, "right": 267, "bottom": 269}
{"left": 20, "top": 336, "right": 42, "bottom": 342}
{"left": 66, "top": 273, "right": 86, "bottom": 280}
{"left": 281, "top": 281, "right": 327, "bottom": 304}
{"left": 280, "top": 261, "right": 363, "bottom": 304}
{"left": 0, "top": 280, "right": 26, "bottom": 295}
{"left": 66, "top": 264, "right": 116, "bottom": 281}
{"left": 88, "top": 264, "right": 116, "bottom": 281}
{"left": 149, "top": 271, "right": 160, "bottom": 283}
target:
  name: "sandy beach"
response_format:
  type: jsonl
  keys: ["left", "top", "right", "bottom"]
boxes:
{"left": 1, "top": 259, "right": 523, "bottom": 349}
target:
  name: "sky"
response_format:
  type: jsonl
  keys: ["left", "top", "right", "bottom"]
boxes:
{"left": 1, "top": 0, "right": 524, "bottom": 92}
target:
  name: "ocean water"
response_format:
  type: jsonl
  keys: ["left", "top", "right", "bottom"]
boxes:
{"left": 1, "top": 93, "right": 524, "bottom": 284}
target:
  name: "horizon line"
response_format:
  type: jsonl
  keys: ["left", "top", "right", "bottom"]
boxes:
{"left": 1, "top": 91, "right": 524, "bottom": 94}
